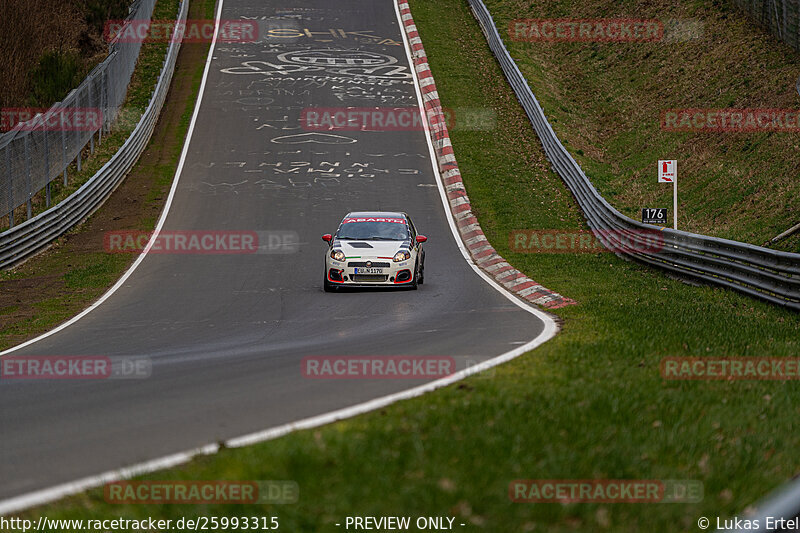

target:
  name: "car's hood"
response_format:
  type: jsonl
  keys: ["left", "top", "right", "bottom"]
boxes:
{"left": 337, "top": 240, "right": 409, "bottom": 258}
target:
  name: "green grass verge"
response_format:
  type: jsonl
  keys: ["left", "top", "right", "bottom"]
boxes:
{"left": 10, "top": 0, "right": 800, "bottom": 531}
{"left": 482, "top": 0, "right": 800, "bottom": 252}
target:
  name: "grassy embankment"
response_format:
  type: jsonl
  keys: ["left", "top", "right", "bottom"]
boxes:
{"left": 12, "top": 0, "right": 800, "bottom": 531}
{"left": 485, "top": 0, "right": 800, "bottom": 251}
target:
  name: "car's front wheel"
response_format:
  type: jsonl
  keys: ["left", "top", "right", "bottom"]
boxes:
{"left": 410, "top": 260, "right": 420, "bottom": 290}
{"left": 324, "top": 274, "right": 336, "bottom": 292}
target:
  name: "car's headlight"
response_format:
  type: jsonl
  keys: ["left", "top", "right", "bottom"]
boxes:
{"left": 393, "top": 251, "right": 411, "bottom": 262}
{"left": 330, "top": 250, "right": 345, "bottom": 262}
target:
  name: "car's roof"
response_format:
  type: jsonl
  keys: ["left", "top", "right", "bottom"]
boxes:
{"left": 345, "top": 211, "right": 406, "bottom": 219}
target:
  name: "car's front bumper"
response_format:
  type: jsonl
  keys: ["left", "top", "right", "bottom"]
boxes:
{"left": 325, "top": 257, "right": 415, "bottom": 286}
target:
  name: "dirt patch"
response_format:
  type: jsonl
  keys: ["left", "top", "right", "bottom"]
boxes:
{"left": 0, "top": 0, "right": 210, "bottom": 350}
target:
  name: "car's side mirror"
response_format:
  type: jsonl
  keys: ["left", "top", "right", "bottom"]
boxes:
{"left": 322, "top": 234, "right": 332, "bottom": 242}
{"left": 416, "top": 235, "right": 427, "bottom": 243}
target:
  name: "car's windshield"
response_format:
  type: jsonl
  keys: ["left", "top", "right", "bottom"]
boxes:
{"left": 337, "top": 217, "right": 409, "bottom": 241}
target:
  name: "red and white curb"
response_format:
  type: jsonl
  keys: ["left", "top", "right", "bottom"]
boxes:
{"left": 397, "top": 0, "right": 576, "bottom": 310}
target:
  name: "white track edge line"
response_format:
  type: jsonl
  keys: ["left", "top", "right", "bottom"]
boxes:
{"left": 0, "top": 0, "right": 559, "bottom": 515}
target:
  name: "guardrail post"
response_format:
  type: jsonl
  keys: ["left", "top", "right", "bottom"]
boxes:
{"left": 99, "top": 69, "right": 106, "bottom": 145}
{"left": 5, "top": 147, "right": 13, "bottom": 229}
{"left": 62, "top": 128, "right": 68, "bottom": 186}
{"left": 75, "top": 86, "right": 83, "bottom": 173}
{"left": 88, "top": 80, "right": 95, "bottom": 155}
{"left": 44, "top": 122, "right": 51, "bottom": 208}
{"left": 23, "top": 135, "right": 31, "bottom": 220}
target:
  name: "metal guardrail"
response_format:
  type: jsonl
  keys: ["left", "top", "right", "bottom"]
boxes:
{"left": 0, "top": 0, "right": 157, "bottom": 225}
{"left": 0, "top": 0, "right": 189, "bottom": 269}
{"left": 714, "top": 474, "right": 800, "bottom": 532}
{"left": 467, "top": 0, "right": 800, "bottom": 311}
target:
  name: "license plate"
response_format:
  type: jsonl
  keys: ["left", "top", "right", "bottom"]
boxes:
{"left": 354, "top": 268, "right": 384, "bottom": 274}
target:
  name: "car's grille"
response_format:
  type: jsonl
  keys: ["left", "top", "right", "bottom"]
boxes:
{"left": 351, "top": 274, "right": 389, "bottom": 282}
{"left": 347, "top": 261, "right": 390, "bottom": 268}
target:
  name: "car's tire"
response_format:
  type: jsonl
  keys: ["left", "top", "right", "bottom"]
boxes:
{"left": 418, "top": 252, "right": 425, "bottom": 285}
{"left": 410, "top": 260, "right": 419, "bottom": 290}
{"left": 324, "top": 276, "right": 336, "bottom": 292}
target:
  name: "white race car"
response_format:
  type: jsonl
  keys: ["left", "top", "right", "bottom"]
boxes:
{"left": 322, "top": 211, "right": 427, "bottom": 291}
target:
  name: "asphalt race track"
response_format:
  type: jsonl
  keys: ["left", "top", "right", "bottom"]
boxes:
{"left": 0, "top": 0, "right": 546, "bottom": 500}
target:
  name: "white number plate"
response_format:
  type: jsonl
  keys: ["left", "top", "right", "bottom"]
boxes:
{"left": 354, "top": 268, "right": 384, "bottom": 274}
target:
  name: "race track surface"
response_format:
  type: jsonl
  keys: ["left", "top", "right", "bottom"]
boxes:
{"left": 0, "top": 0, "right": 545, "bottom": 500}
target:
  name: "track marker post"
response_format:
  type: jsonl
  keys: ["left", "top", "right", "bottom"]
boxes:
{"left": 658, "top": 159, "right": 677, "bottom": 230}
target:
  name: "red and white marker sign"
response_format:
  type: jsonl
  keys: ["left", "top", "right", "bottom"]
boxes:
{"left": 657, "top": 159, "right": 678, "bottom": 229}
{"left": 658, "top": 160, "right": 676, "bottom": 182}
